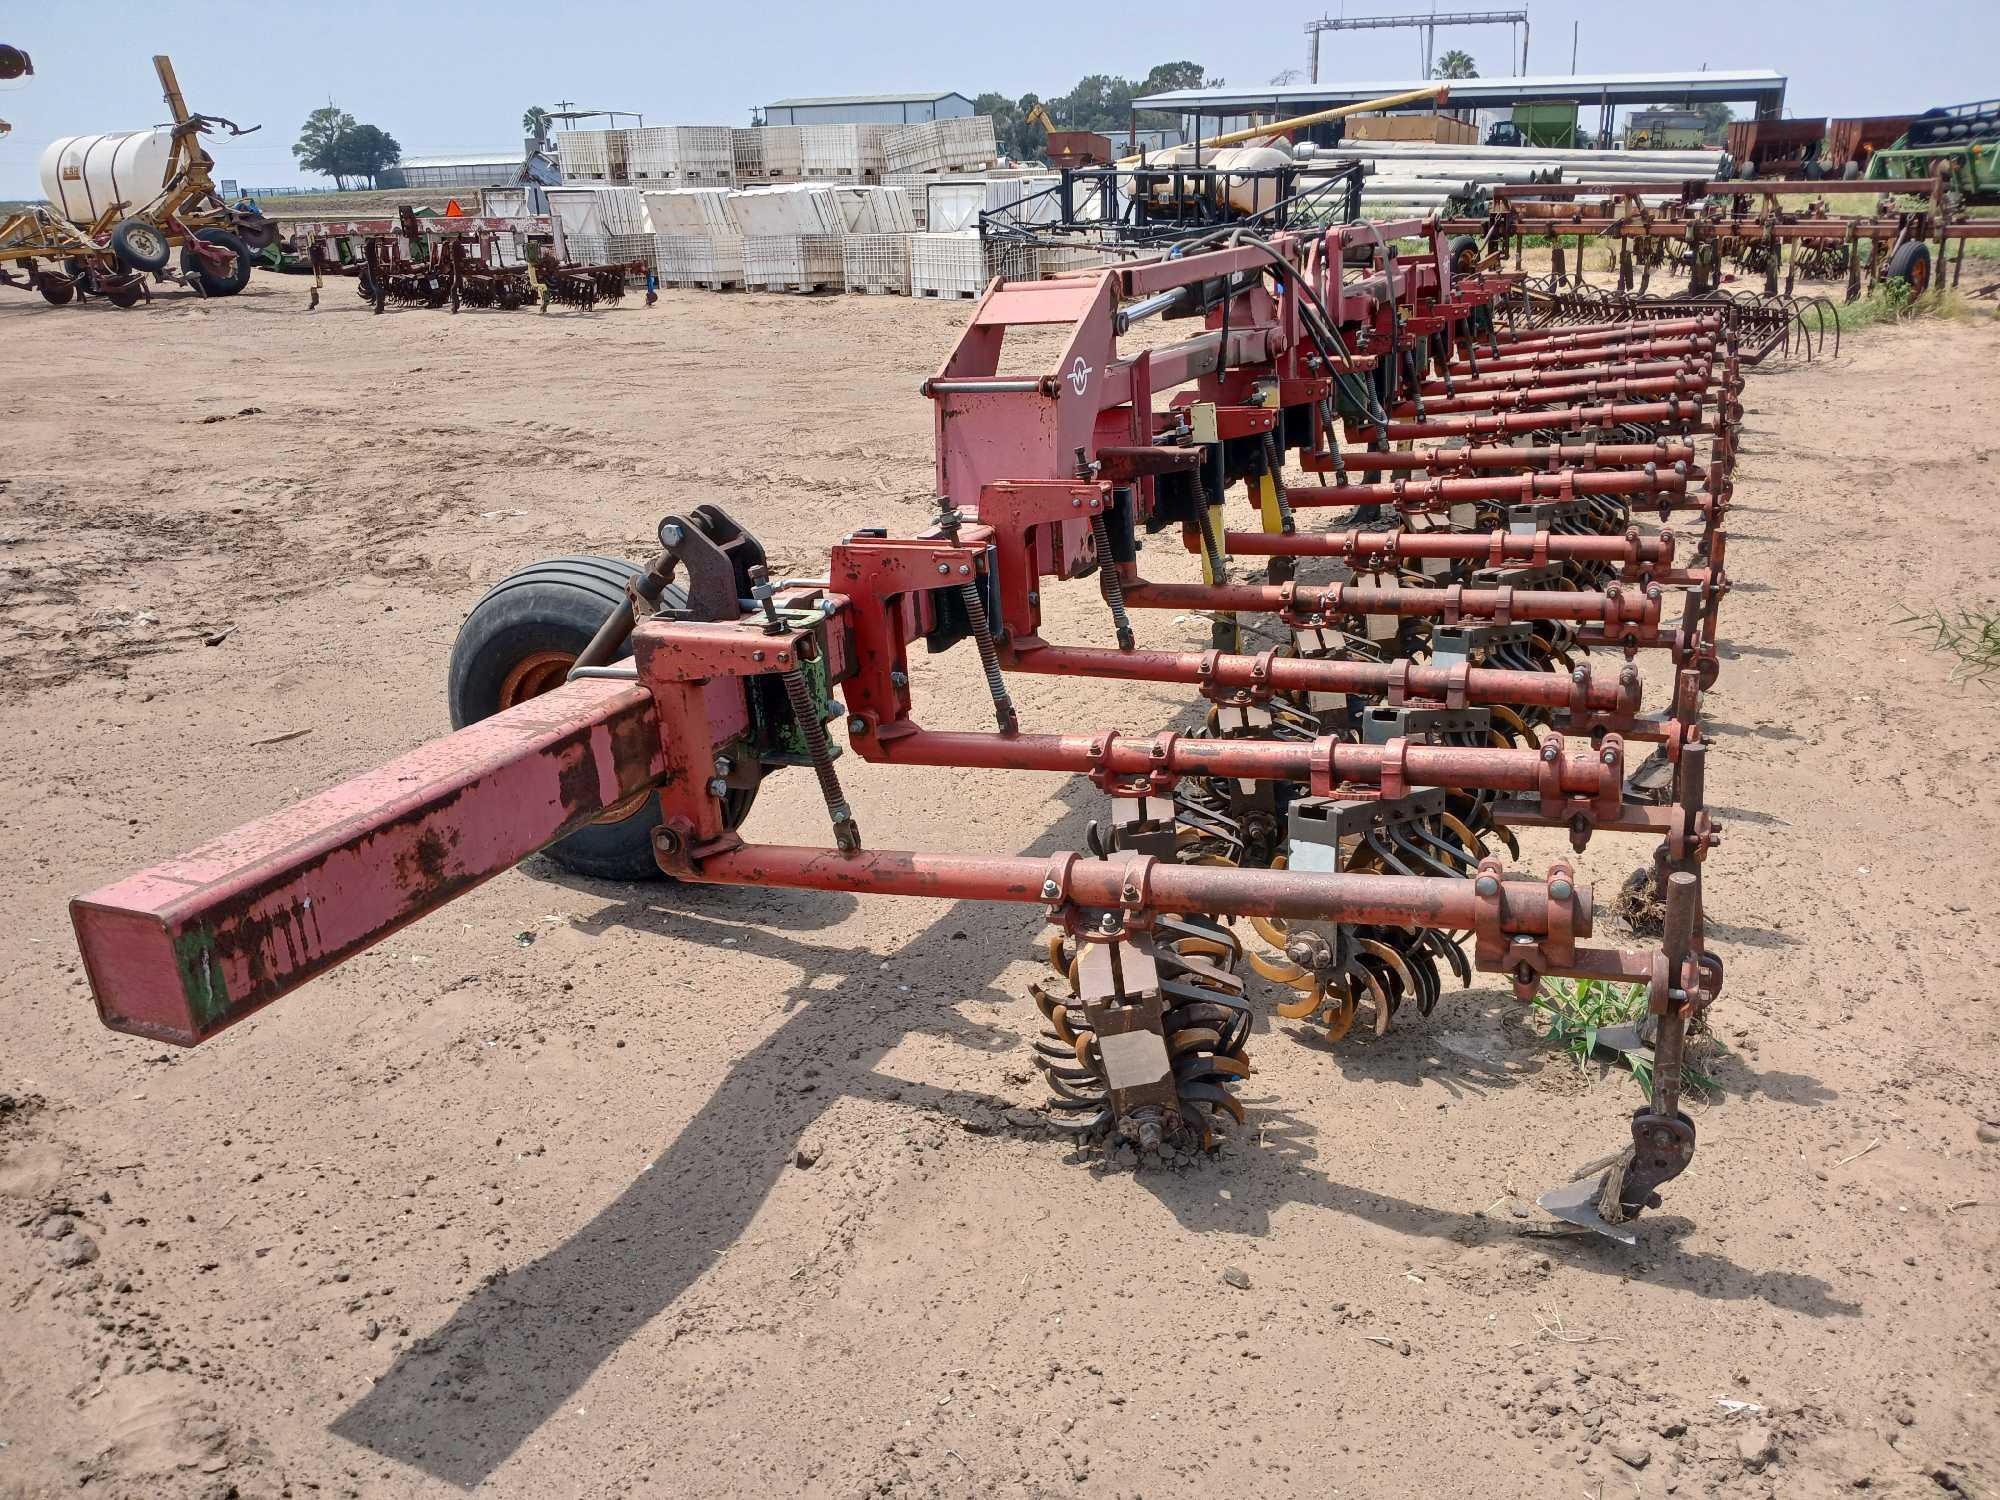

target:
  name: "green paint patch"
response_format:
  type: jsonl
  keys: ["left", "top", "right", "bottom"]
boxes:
{"left": 172, "top": 928, "right": 231, "bottom": 1029}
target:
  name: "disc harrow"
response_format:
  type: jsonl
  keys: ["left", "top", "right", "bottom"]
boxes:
{"left": 71, "top": 217, "right": 1771, "bottom": 1248}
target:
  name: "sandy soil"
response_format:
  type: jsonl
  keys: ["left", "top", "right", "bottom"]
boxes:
{"left": 2, "top": 272, "right": 1998, "bottom": 1500}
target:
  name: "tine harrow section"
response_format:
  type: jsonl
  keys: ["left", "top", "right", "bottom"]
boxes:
{"left": 72, "top": 216, "right": 1775, "bottom": 1258}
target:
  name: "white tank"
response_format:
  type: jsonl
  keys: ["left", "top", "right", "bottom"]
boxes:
{"left": 38, "top": 128, "right": 175, "bottom": 224}
{"left": 1144, "top": 144, "right": 1295, "bottom": 215}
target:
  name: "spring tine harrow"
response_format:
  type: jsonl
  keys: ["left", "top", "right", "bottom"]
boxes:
{"left": 73, "top": 217, "right": 1768, "bottom": 1250}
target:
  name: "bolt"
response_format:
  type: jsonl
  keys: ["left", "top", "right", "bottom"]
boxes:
{"left": 706, "top": 777, "right": 728, "bottom": 797}
{"left": 889, "top": 670, "right": 909, "bottom": 688}
{"left": 1026, "top": 590, "right": 1039, "bottom": 606}
{"left": 659, "top": 521, "right": 684, "bottom": 546}
{"left": 1550, "top": 878, "right": 1573, "bottom": 902}
{"left": 958, "top": 564, "right": 971, "bottom": 575}
{"left": 713, "top": 755, "right": 734, "bottom": 776}
{"left": 1071, "top": 497, "right": 1082, "bottom": 508}
{"left": 848, "top": 716, "right": 868, "bottom": 735}
{"left": 1040, "top": 879, "right": 1061, "bottom": 900}
{"left": 1122, "top": 884, "right": 1138, "bottom": 900}
{"left": 1475, "top": 875, "right": 1500, "bottom": 897}
{"left": 752, "top": 649, "right": 765, "bottom": 662}
{"left": 1601, "top": 749, "right": 1617, "bottom": 765}
{"left": 936, "top": 563, "right": 950, "bottom": 575}
{"left": 1099, "top": 913, "right": 1120, "bottom": 935}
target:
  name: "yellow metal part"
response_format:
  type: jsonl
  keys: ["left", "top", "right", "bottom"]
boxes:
{"left": 1117, "top": 83, "right": 1449, "bottom": 165}
{"left": 1257, "top": 473, "right": 1284, "bottom": 533}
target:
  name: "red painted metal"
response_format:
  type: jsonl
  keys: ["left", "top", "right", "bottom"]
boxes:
{"left": 1003, "top": 640, "right": 1640, "bottom": 715}
{"left": 686, "top": 843, "right": 1589, "bottom": 937}
{"left": 70, "top": 678, "right": 664, "bottom": 1046}
{"left": 1299, "top": 440, "right": 1700, "bottom": 476}
{"left": 1122, "top": 577, "right": 1665, "bottom": 634}
{"left": 1279, "top": 469, "right": 1686, "bottom": 510}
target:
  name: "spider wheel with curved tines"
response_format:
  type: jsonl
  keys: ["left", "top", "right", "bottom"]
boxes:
{"left": 1030, "top": 923, "right": 1254, "bottom": 1154}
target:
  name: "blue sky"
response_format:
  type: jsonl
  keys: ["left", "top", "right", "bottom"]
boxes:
{"left": 2, "top": 0, "right": 1991, "bottom": 198}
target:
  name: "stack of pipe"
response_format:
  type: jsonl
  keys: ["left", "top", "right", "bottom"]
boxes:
{"left": 1301, "top": 139, "right": 1724, "bottom": 210}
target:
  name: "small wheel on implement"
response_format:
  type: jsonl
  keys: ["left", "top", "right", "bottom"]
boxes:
{"left": 1447, "top": 234, "right": 1481, "bottom": 276}
{"left": 38, "top": 274, "right": 75, "bottom": 307}
{"left": 1882, "top": 241, "right": 1931, "bottom": 296}
{"left": 181, "top": 228, "right": 254, "bottom": 297}
{"left": 109, "top": 217, "right": 172, "bottom": 273}
{"left": 447, "top": 555, "right": 754, "bottom": 880}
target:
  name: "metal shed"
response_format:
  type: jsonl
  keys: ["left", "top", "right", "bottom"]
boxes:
{"left": 763, "top": 92, "right": 974, "bottom": 127}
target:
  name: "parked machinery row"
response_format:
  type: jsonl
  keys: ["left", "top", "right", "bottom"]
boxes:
{"left": 276, "top": 209, "right": 652, "bottom": 314}
{"left": 71, "top": 217, "right": 1751, "bottom": 1245}
{"left": 0, "top": 55, "right": 271, "bottom": 309}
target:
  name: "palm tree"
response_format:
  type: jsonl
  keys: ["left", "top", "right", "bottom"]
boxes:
{"left": 522, "top": 105, "right": 553, "bottom": 145}
{"left": 1433, "top": 50, "right": 1479, "bottom": 80}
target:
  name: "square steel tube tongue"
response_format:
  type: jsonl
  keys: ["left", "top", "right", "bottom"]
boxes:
{"left": 70, "top": 678, "right": 663, "bottom": 1048}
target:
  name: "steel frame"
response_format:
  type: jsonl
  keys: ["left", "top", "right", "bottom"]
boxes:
{"left": 72, "top": 212, "right": 1753, "bottom": 1243}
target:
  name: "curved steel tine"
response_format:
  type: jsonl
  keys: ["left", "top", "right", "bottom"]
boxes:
{"left": 1389, "top": 818, "right": 1461, "bottom": 878}
{"left": 1364, "top": 825, "right": 1419, "bottom": 876}
{"left": 1046, "top": 1109, "right": 1112, "bottom": 1135}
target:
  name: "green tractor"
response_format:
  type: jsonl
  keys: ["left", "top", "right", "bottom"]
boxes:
{"left": 1865, "top": 100, "right": 2000, "bottom": 204}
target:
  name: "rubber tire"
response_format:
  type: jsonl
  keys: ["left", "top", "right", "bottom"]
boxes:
{"left": 447, "top": 556, "right": 681, "bottom": 880}
{"left": 1447, "top": 234, "right": 1480, "bottom": 275}
{"left": 1883, "top": 241, "right": 1931, "bottom": 295}
{"left": 1842, "top": 161, "right": 1861, "bottom": 180}
{"left": 110, "top": 217, "right": 172, "bottom": 273}
{"left": 39, "top": 276, "right": 74, "bottom": 307}
{"left": 235, "top": 216, "right": 280, "bottom": 252}
{"left": 181, "top": 228, "right": 253, "bottom": 296}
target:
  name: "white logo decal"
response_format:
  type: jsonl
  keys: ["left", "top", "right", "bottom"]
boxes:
{"left": 1068, "top": 356, "right": 1093, "bottom": 395}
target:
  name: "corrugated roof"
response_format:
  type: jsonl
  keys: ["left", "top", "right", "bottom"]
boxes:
{"left": 399, "top": 152, "right": 525, "bottom": 169}
{"left": 765, "top": 91, "right": 963, "bottom": 108}
{"left": 1137, "top": 70, "right": 1786, "bottom": 110}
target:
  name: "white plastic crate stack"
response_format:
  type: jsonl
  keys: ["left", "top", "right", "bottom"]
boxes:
{"left": 624, "top": 125, "right": 736, "bottom": 186}
{"left": 833, "top": 186, "right": 918, "bottom": 294}
{"left": 925, "top": 175, "right": 1059, "bottom": 234}
{"left": 548, "top": 185, "right": 655, "bottom": 267}
{"left": 883, "top": 116, "right": 1000, "bottom": 176}
{"left": 555, "top": 129, "right": 610, "bottom": 182}
{"left": 909, "top": 234, "right": 1037, "bottom": 299}
{"left": 1037, "top": 241, "right": 1109, "bottom": 277}
{"left": 764, "top": 126, "right": 804, "bottom": 181}
{"left": 735, "top": 185, "right": 848, "bottom": 291}
{"left": 801, "top": 124, "right": 891, "bottom": 182}
{"left": 843, "top": 236, "right": 909, "bottom": 294}
{"left": 882, "top": 173, "right": 932, "bottom": 229}
{"left": 644, "top": 189, "right": 743, "bottom": 288}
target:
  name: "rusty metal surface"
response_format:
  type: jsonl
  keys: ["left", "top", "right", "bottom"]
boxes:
{"left": 71, "top": 679, "right": 663, "bottom": 1046}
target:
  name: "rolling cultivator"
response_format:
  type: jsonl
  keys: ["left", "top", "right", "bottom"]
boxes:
{"left": 293, "top": 209, "right": 648, "bottom": 314}
{"left": 73, "top": 213, "right": 1763, "bottom": 1248}
{"left": 1446, "top": 172, "right": 2000, "bottom": 334}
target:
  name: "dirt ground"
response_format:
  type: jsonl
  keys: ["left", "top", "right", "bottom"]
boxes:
{"left": 2, "top": 270, "right": 1998, "bottom": 1500}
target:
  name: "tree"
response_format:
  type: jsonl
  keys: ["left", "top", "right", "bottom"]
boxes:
{"left": 337, "top": 123, "right": 401, "bottom": 188}
{"left": 1269, "top": 68, "right": 1304, "bottom": 86}
{"left": 294, "top": 105, "right": 357, "bottom": 187}
{"left": 1140, "top": 61, "right": 1212, "bottom": 95}
{"left": 1697, "top": 102, "right": 1735, "bottom": 145}
{"left": 522, "top": 105, "right": 552, "bottom": 144}
{"left": 292, "top": 106, "right": 401, "bottom": 190}
{"left": 1433, "top": 50, "right": 1479, "bottom": 80}
{"left": 979, "top": 64, "right": 1217, "bottom": 160}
